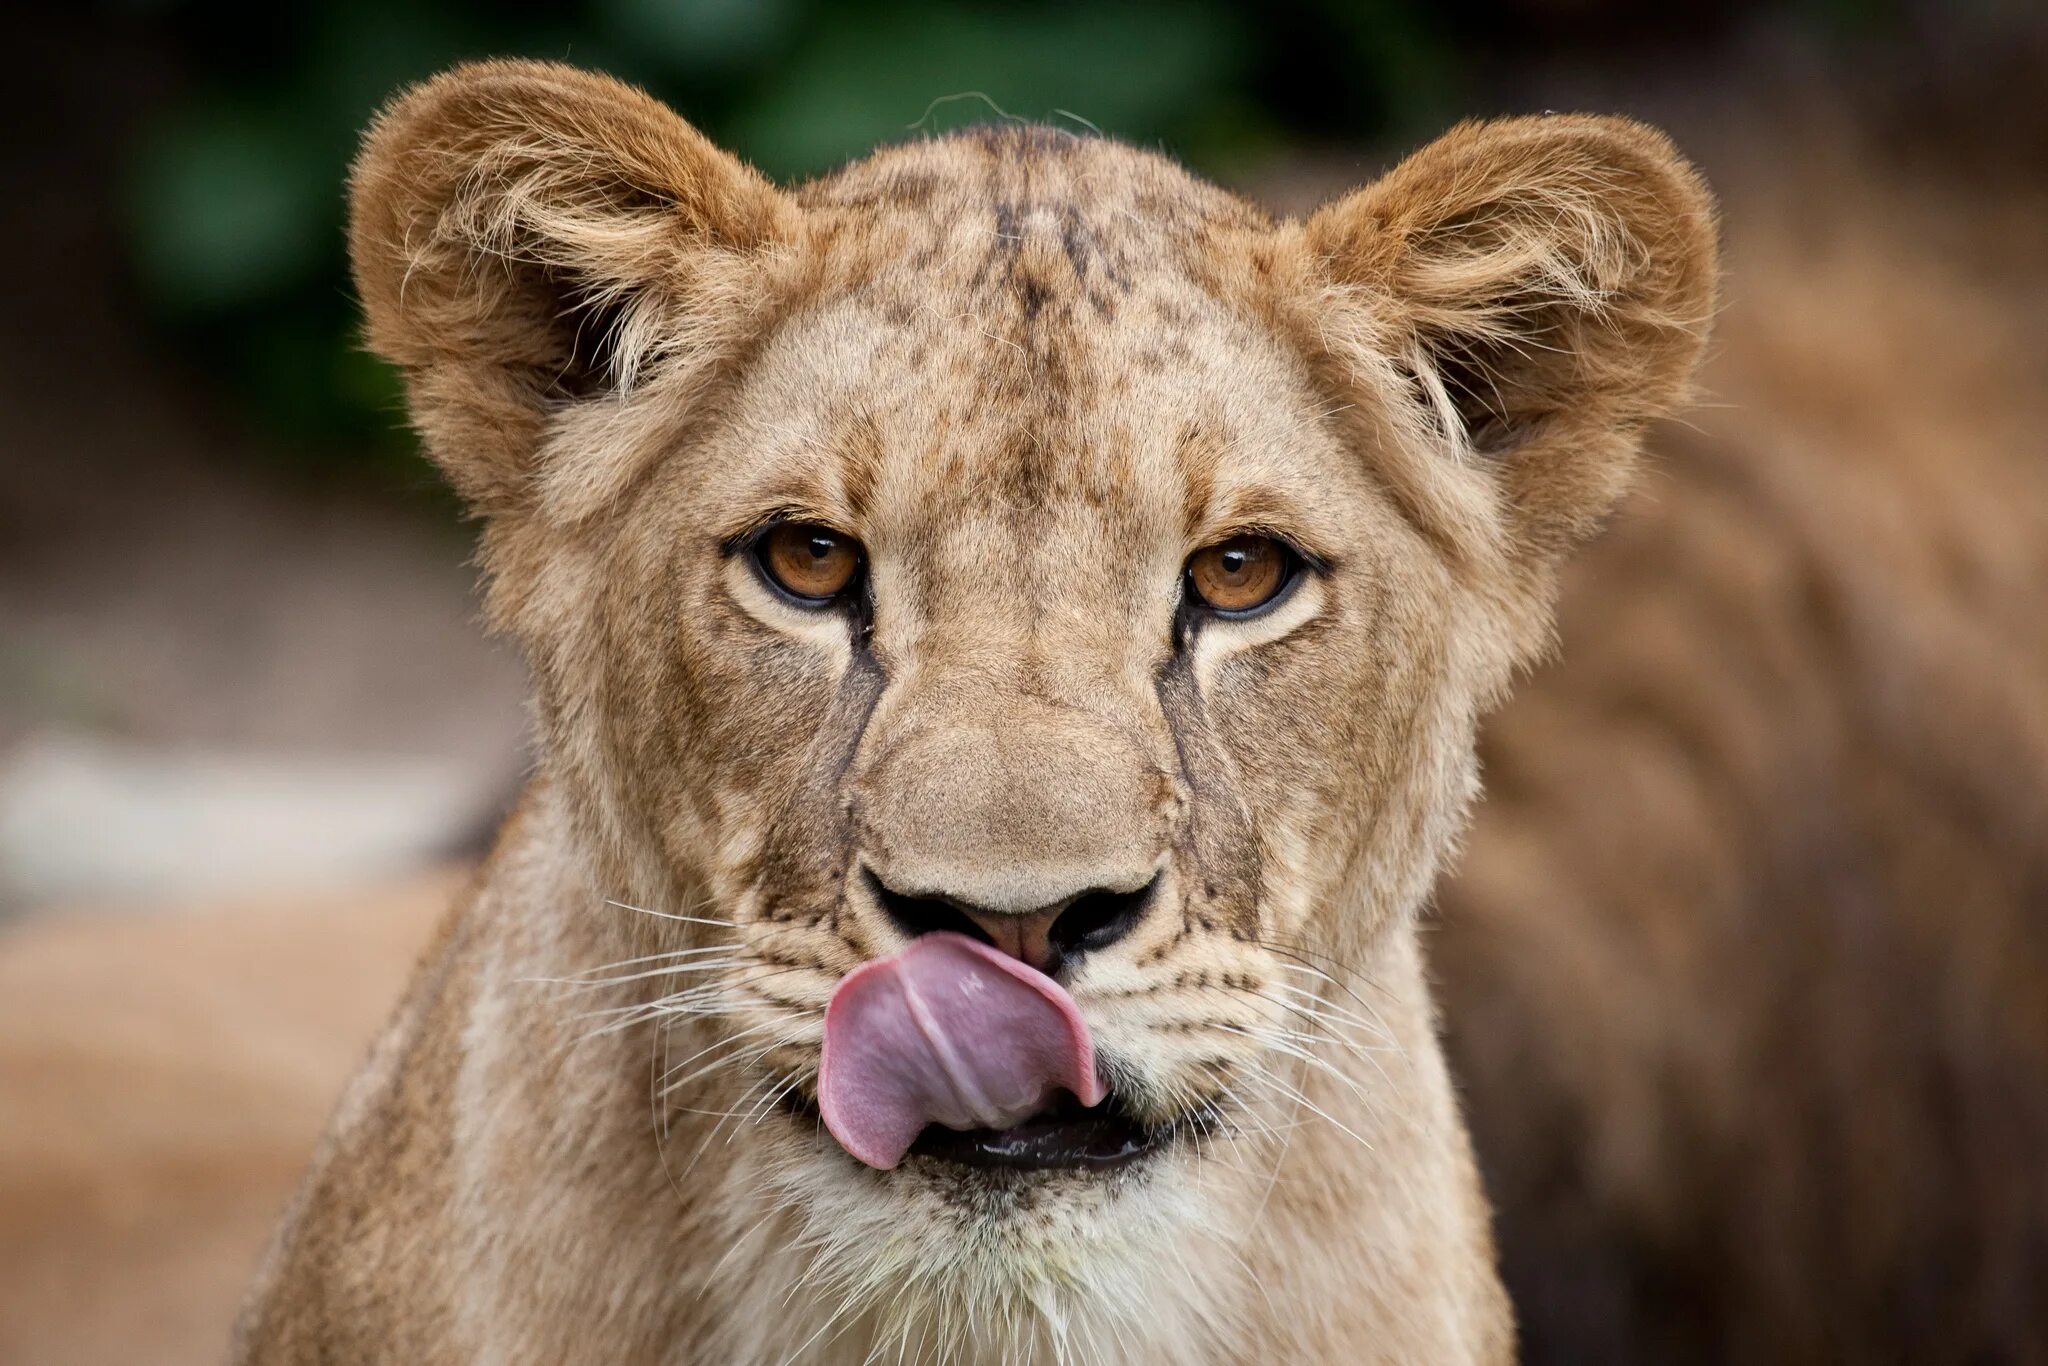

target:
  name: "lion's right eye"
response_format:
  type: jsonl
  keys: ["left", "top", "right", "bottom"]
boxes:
{"left": 755, "top": 522, "right": 863, "bottom": 604}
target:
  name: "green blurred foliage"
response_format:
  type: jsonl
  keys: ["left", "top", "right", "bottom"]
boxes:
{"left": 116, "top": 0, "right": 1901, "bottom": 482}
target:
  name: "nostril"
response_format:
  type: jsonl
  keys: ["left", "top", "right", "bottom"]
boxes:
{"left": 1047, "top": 874, "right": 1160, "bottom": 959}
{"left": 862, "top": 867, "right": 1162, "bottom": 974}
{"left": 864, "top": 868, "right": 996, "bottom": 949}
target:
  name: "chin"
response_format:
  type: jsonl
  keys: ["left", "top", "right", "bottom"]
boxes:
{"left": 765, "top": 1084, "right": 1227, "bottom": 1290}
{"left": 758, "top": 1126, "right": 1235, "bottom": 1364}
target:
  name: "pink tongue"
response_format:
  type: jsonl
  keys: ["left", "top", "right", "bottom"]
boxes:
{"left": 819, "top": 931, "right": 1103, "bottom": 1170}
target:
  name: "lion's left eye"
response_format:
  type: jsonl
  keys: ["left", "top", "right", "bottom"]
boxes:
{"left": 756, "top": 522, "right": 863, "bottom": 604}
{"left": 1186, "top": 535, "right": 1295, "bottom": 615}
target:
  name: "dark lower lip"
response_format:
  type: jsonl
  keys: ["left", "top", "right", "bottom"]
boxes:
{"left": 778, "top": 1089, "right": 1196, "bottom": 1179}
{"left": 780, "top": 1090, "right": 1181, "bottom": 1173}
{"left": 906, "top": 1100, "right": 1162, "bottom": 1171}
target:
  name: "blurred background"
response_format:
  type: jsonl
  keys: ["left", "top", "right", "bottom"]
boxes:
{"left": 4, "top": 0, "right": 2040, "bottom": 910}
{"left": 2, "top": 1, "right": 2044, "bottom": 1363}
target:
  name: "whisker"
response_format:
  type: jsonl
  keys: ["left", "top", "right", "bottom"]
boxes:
{"left": 522, "top": 957, "right": 750, "bottom": 991}
{"left": 571, "top": 962, "right": 828, "bottom": 1038}
{"left": 657, "top": 1019, "right": 791, "bottom": 1091}
{"left": 740, "top": 1071, "right": 810, "bottom": 1135}
{"left": 685, "top": 1064, "right": 781, "bottom": 1160}
{"left": 555, "top": 943, "right": 745, "bottom": 978}
{"left": 1215, "top": 998, "right": 1391, "bottom": 1058}
{"left": 664, "top": 1042, "right": 795, "bottom": 1121}
{"left": 1237, "top": 1067, "right": 1375, "bottom": 1152}
{"left": 649, "top": 1016, "right": 695, "bottom": 1215}
{"left": 1260, "top": 980, "right": 1396, "bottom": 1041}
{"left": 1251, "top": 942, "right": 1391, "bottom": 1025}
{"left": 604, "top": 897, "right": 739, "bottom": 929}
{"left": 1210, "top": 1022, "right": 1387, "bottom": 1117}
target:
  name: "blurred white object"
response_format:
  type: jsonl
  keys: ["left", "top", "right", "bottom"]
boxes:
{"left": 0, "top": 731, "right": 506, "bottom": 911}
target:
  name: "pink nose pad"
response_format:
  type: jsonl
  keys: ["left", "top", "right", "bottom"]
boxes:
{"left": 957, "top": 908, "right": 1061, "bottom": 973}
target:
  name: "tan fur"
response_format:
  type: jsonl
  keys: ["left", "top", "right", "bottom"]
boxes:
{"left": 233, "top": 61, "right": 1715, "bottom": 1363}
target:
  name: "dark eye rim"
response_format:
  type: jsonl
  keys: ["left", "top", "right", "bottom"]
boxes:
{"left": 1182, "top": 534, "right": 1311, "bottom": 620}
{"left": 741, "top": 518, "right": 867, "bottom": 609}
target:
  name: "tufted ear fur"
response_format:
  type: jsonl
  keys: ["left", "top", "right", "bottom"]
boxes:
{"left": 1306, "top": 115, "right": 1718, "bottom": 566}
{"left": 348, "top": 61, "right": 797, "bottom": 519}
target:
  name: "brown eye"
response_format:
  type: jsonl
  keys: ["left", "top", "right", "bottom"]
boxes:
{"left": 757, "top": 522, "right": 862, "bottom": 603}
{"left": 1187, "top": 535, "right": 1293, "bottom": 615}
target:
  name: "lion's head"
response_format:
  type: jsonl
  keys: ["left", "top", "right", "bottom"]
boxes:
{"left": 349, "top": 61, "right": 1712, "bottom": 1355}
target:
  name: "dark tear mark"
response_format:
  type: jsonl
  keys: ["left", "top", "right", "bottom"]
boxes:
{"left": 750, "top": 639, "right": 888, "bottom": 926}
{"left": 1153, "top": 649, "right": 1264, "bottom": 937}
{"left": 831, "top": 644, "right": 888, "bottom": 786}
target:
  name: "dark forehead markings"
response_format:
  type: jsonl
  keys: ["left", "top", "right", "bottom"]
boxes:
{"left": 971, "top": 198, "right": 1135, "bottom": 324}
{"left": 807, "top": 121, "right": 1258, "bottom": 332}
{"left": 977, "top": 197, "right": 1113, "bottom": 282}
{"left": 1057, "top": 204, "right": 1093, "bottom": 278}
{"left": 997, "top": 426, "right": 1051, "bottom": 517}
{"left": 811, "top": 125, "right": 1269, "bottom": 519}
{"left": 992, "top": 198, "right": 1023, "bottom": 246}
{"left": 960, "top": 121, "right": 1086, "bottom": 160}
{"left": 1019, "top": 276, "right": 1051, "bottom": 321}
{"left": 803, "top": 121, "right": 1270, "bottom": 232}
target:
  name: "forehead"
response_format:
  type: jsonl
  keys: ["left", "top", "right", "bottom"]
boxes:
{"left": 705, "top": 127, "right": 1360, "bottom": 557}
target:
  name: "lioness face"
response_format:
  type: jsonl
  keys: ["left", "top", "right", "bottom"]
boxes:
{"left": 351, "top": 61, "right": 1713, "bottom": 1339}
{"left": 536, "top": 131, "right": 1487, "bottom": 1299}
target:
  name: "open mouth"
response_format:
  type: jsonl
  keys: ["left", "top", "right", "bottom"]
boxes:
{"left": 905, "top": 1091, "right": 1162, "bottom": 1171}
{"left": 784, "top": 1088, "right": 1183, "bottom": 1173}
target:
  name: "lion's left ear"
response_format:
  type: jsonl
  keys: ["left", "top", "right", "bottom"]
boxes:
{"left": 1305, "top": 115, "right": 1718, "bottom": 564}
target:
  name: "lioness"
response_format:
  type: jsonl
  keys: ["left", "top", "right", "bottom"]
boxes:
{"left": 235, "top": 61, "right": 1714, "bottom": 1363}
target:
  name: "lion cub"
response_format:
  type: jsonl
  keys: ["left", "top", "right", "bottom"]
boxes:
{"left": 235, "top": 61, "right": 1714, "bottom": 1364}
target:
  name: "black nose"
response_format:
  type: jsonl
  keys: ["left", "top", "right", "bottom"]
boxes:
{"left": 864, "top": 867, "right": 1160, "bottom": 976}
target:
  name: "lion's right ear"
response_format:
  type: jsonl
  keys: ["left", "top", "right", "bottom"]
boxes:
{"left": 348, "top": 61, "right": 796, "bottom": 517}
